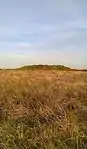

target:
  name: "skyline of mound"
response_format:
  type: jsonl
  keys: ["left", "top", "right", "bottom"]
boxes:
{"left": 0, "top": 64, "right": 87, "bottom": 71}
{"left": 19, "top": 64, "right": 71, "bottom": 70}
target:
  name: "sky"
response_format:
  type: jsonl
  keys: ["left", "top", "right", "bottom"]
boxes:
{"left": 0, "top": 0, "right": 87, "bottom": 69}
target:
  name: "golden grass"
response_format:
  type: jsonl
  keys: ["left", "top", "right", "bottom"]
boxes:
{"left": 0, "top": 69, "right": 87, "bottom": 148}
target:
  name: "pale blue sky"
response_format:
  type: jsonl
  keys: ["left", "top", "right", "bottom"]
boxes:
{"left": 0, "top": 0, "right": 87, "bottom": 68}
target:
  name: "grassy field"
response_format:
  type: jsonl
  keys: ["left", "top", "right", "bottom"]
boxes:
{"left": 0, "top": 69, "right": 87, "bottom": 148}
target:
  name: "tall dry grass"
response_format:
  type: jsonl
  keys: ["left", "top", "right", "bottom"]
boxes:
{"left": 0, "top": 69, "right": 87, "bottom": 148}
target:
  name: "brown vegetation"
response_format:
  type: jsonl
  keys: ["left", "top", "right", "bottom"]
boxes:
{"left": 0, "top": 69, "right": 87, "bottom": 148}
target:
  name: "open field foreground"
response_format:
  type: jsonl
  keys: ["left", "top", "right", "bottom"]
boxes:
{"left": 0, "top": 69, "right": 87, "bottom": 149}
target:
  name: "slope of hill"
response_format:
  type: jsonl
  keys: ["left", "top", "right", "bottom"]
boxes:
{"left": 19, "top": 64, "right": 71, "bottom": 70}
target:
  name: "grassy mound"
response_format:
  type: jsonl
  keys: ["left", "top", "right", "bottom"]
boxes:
{"left": 19, "top": 65, "right": 71, "bottom": 70}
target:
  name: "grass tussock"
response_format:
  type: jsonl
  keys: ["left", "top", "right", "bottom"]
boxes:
{"left": 0, "top": 69, "right": 87, "bottom": 148}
